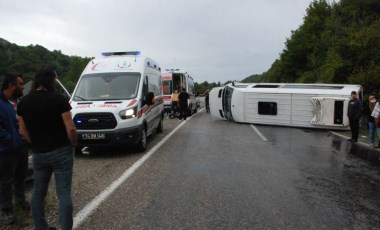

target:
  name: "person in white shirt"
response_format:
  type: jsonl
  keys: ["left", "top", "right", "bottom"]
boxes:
{"left": 371, "top": 99, "right": 380, "bottom": 148}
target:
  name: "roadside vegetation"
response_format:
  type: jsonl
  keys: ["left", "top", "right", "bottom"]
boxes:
{"left": 243, "top": 0, "right": 380, "bottom": 100}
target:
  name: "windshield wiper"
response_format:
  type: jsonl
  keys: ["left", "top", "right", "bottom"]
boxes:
{"left": 74, "top": 95, "right": 87, "bottom": 101}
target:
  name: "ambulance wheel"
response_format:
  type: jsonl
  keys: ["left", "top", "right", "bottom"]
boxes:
{"left": 74, "top": 146, "right": 83, "bottom": 155}
{"left": 187, "top": 108, "right": 192, "bottom": 116}
{"left": 156, "top": 116, "right": 163, "bottom": 133}
{"left": 136, "top": 128, "right": 147, "bottom": 152}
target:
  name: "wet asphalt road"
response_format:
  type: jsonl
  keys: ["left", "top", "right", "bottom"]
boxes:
{"left": 68, "top": 108, "right": 380, "bottom": 230}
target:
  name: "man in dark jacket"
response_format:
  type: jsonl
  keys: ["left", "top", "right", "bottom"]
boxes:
{"left": 0, "top": 73, "right": 27, "bottom": 225}
{"left": 178, "top": 89, "right": 190, "bottom": 120}
{"left": 347, "top": 91, "right": 362, "bottom": 142}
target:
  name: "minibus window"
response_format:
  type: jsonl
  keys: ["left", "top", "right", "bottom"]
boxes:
{"left": 258, "top": 102, "right": 277, "bottom": 115}
{"left": 218, "top": 89, "right": 223, "bottom": 98}
{"left": 223, "top": 86, "right": 234, "bottom": 121}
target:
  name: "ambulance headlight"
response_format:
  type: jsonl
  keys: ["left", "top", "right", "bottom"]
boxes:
{"left": 119, "top": 107, "right": 137, "bottom": 119}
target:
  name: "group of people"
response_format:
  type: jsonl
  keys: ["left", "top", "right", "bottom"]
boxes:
{"left": 347, "top": 90, "right": 380, "bottom": 148}
{"left": 366, "top": 94, "right": 380, "bottom": 147}
{"left": 169, "top": 88, "right": 190, "bottom": 120}
{"left": 170, "top": 89, "right": 210, "bottom": 119}
{"left": 0, "top": 65, "right": 77, "bottom": 229}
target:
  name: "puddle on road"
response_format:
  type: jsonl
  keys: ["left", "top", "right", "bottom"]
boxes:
{"left": 331, "top": 136, "right": 380, "bottom": 165}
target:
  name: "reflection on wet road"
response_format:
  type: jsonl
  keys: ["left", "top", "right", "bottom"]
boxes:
{"left": 68, "top": 112, "right": 380, "bottom": 229}
{"left": 258, "top": 126, "right": 380, "bottom": 228}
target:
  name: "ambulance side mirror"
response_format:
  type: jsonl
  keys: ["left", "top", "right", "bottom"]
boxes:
{"left": 144, "top": 92, "right": 155, "bottom": 105}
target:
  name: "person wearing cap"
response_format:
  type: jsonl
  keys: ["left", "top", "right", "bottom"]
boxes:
{"left": 347, "top": 91, "right": 362, "bottom": 142}
{"left": 367, "top": 95, "right": 377, "bottom": 145}
{"left": 371, "top": 96, "right": 380, "bottom": 148}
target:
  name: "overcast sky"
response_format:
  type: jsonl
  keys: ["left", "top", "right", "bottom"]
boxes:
{"left": 0, "top": 0, "right": 314, "bottom": 83}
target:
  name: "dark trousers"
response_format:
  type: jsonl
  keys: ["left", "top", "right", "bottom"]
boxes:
{"left": 31, "top": 146, "right": 73, "bottom": 230}
{"left": 179, "top": 102, "right": 188, "bottom": 119}
{"left": 0, "top": 144, "right": 28, "bottom": 212}
{"left": 171, "top": 101, "right": 178, "bottom": 117}
{"left": 349, "top": 117, "right": 360, "bottom": 140}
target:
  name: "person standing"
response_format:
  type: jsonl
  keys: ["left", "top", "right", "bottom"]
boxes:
{"left": 371, "top": 97, "right": 380, "bottom": 148}
{"left": 0, "top": 73, "right": 28, "bottom": 225}
{"left": 347, "top": 91, "right": 362, "bottom": 142}
{"left": 203, "top": 90, "right": 210, "bottom": 113}
{"left": 17, "top": 65, "right": 77, "bottom": 230}
{"left": 178, "top": 89, "right": 190, "bottom": 120}
{"left": 367, "top": 95, "right": 377, "bottom": 145}
{"left": 170, "top": 88, "right": 179, "bottom": 118}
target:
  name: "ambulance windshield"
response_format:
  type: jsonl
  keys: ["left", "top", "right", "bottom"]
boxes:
{"left": 73, "top": 72, "right": 140, "bottom": 101}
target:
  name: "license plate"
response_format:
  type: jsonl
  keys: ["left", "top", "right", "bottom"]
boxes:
{"left": 81, "top": 133, "right": 106, "bottom": 140}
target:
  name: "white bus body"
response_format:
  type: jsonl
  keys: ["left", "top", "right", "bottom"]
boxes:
{"left": 70, "top": 51, "right": 164, "bottom": 152}
{"left": 161, "top": 69, "right": 197, "bottom": 115}
{"left": 210, "top": 83, "right": 363, "bottom": 130}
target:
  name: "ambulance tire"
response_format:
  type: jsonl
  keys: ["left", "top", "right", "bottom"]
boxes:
{"left": 156, "top": 116, "right": 163, "bottom": 133}
{"left": 187, "top": 106, "right": 192, "bottom": 116}
{"left": 74, "top": 146, "right": 83, "bottom": 155}
{"left": 136, "top": 128, "right": 147, "bottom": 152}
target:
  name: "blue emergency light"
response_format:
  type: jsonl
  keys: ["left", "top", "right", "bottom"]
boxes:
{"left": 101, "top": 51, "right": 141, "bottom": 57}
{"left": 75, "top": 119, "right": 83, "bottom": 125}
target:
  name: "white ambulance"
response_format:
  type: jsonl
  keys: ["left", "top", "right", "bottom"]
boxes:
{"left": 70, "top": 51, "right": 164, "bottom": 152}
{"left": 161, "top": 69, "right": 197, "bottom": 115}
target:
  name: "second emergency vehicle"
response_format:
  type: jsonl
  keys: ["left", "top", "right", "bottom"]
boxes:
{"left": 162, "top": 69, "right": 197, "bottom": 115}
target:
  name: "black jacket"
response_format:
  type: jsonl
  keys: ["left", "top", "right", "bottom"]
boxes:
{"left": 347, "top": 98, "right": 362, "bottom": 120}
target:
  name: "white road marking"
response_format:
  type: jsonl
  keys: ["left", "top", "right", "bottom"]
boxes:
{"left": 73, "top": 108, "right": 204, "bottom": 229}
{"left": 250, "top": 124, "right": 269, "bottom": 142}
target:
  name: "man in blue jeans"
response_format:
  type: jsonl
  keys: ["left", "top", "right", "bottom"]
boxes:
{"left": 371, "top": 98, "right": 380, "bottom": 148}
{"left": 17, "top": 65, "right": 77, "bottom": 230}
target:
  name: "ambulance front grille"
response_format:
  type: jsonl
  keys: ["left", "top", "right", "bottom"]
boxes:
{"left": 73, "top": 113, "right": 117, "bottom": 130}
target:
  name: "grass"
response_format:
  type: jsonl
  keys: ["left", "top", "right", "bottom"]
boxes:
{"left": 7, "top": 176, "right": 58, "bottom": 229}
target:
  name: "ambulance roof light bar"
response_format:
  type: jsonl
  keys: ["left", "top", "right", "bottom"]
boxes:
{"left": 101, "top": 51, "right": 141, "bottom": 57}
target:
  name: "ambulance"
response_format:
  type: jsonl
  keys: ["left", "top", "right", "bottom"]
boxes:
{"left": 161, "top": 69, "right": 197, "bottom": 115}
{"left": 70, "top": 51, "right": 164, "bottom": 152}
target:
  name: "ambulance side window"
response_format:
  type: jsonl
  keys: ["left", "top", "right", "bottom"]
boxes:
{"left": 142, "top": 76, "right": 149, "bottom": 105}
